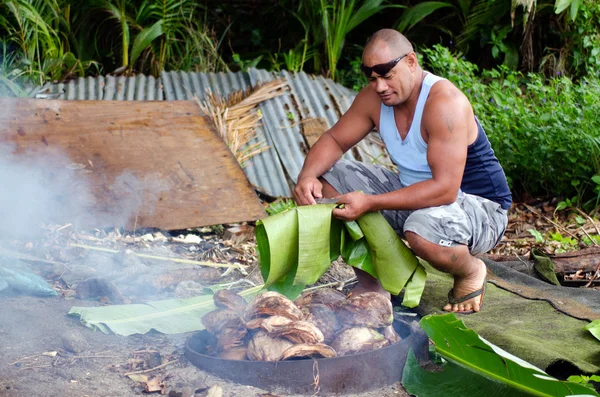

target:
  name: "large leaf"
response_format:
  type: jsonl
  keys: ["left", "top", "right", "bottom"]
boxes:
{"left": 256, "top": 205, "right": 426, "bottom": 304}
{"left": 130, "top": 19, "right": 163, "bottom": 66}
{"left": 357, "top": 212, "right": 421, "bottom": 295}
{"left": 295, "top": 204, "right": 335, "bottom": 285}
{"left": 584, "top": 319, "right": 600, "bottom": 341}
{"left": 402, "top": 313, "right": 599, "bottom": 397}
{"left": 69, "top": 285, "right": 263, "bottom": 336}
{"left": 397, "top": 2, "right": 455, "bottom": 32}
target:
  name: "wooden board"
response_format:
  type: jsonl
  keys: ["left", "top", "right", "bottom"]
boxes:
{"left": 0, "top": 98, "right": 266, "bottom": 230}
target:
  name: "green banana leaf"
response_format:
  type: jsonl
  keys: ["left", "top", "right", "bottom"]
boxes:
{"left": 69, "top": 285, "right": 263, "bottom": 336}
{"left": 584, "top": 319, "right": 600, "bottom": 341}
{"left": 402, "top": 313, "right": 599, "bottom": 397}
{"left": 255, "top": 205, "right": 426, "bottom": 305}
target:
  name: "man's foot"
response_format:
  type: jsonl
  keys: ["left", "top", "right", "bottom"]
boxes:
{"left": 443, "top": 258, "right": 487, "bottom": 313}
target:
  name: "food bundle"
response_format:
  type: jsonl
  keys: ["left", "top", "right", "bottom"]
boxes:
{"left": 201, "top": 289, "right": 401, "bottom": 361}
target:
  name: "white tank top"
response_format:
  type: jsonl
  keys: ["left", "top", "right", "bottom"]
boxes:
{"left": 378, "top": 73, "right": 445, "bottom": 187}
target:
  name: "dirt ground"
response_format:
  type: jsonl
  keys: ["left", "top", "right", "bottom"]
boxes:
{"left": 0, "top": 290, "right": 410, "bottom": 397}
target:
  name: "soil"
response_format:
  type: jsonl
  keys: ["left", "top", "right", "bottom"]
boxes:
{"left": 0, "top": 296, "right": 410, "bottom": 397}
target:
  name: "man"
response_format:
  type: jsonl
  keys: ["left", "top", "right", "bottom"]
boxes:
{"left": 293, "top": 29, "right": 512, "bottom": 314}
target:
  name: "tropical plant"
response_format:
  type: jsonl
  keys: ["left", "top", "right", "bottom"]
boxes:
{"left": 423, "top": 44, "right": 600, "bottom": 202}
{"left": 403, "top": 313, "right": 600, "bottom": 397}
{"left": 0, "top": 0, "right": 97, "bottom": 83}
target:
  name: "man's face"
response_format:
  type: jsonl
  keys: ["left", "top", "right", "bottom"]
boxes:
{"left": 362, "top": 45, "right": 414, "bottom": 106}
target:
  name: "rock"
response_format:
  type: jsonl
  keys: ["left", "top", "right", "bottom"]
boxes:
{"left": 174, "top": 280, "right": 205, "bottom": 298}
{"left": 61, "top": 332, "right": 88, "bottom": 354}
{"left": 75, "top": 278, "right": 123, "bottom": 303}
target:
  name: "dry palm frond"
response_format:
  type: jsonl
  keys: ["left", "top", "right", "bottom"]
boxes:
{"left": 196, "top": 79, "right": 288, "bottom": 168}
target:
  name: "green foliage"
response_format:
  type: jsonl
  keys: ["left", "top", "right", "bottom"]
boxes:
{"left": 396, "top": 1, "right": 455, "bottom": 33}
{"left": 423, "top": 44, "right": 600, "bottom": 202}
{"left": 0, "top": 0, "right": 98, "bottom": 84}
{"left": 403, "top": 313, "right": 600, "bottom": 397}
{"left": 299, "top": 0, "right": 392, "bottom": 80}
{"left": 568, "top": 374, "right": 600, "bottom": 389}
{"left": 265, "top": 198, "right": 297, "bottom": 216}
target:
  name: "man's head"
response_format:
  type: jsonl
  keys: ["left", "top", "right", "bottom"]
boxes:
{"left": 362, "top": 29, "right": 420, "bottom": 106}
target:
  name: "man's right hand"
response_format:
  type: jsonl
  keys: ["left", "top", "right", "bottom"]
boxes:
{"left": 293, "top": 176, "right": 323, "bottom": 205}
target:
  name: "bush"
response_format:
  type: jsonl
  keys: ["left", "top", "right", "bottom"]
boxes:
{"left": 422, "top": 45, "right": 600, "bottom": 202}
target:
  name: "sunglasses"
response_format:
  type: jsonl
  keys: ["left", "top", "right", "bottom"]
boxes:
{"left": 360, "top": 53, "right": 410, "bottom": 77}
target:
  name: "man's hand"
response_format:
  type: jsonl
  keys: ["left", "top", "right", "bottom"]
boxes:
{"left": 332, "top": 191, "right": 372, "bottom": 221}
{"left": 293, "top": 176, "right": 323, "bottom": 205}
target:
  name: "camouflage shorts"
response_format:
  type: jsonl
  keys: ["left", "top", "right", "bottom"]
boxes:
{"left": 321, "top": 159, "right": 508, "bottom": 255}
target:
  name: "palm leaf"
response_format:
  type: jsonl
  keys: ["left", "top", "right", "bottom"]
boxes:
{"left": 130, "top": 19, "right": 163, "bottom": 67}
{"left": 457, "top": 0, "right": 510, "bottom": 50}
{"left": 403, "top": 313, "right": 600, "bottom": 397}
{"left": 397, "top": 2, "right": 456, "bottom": 32}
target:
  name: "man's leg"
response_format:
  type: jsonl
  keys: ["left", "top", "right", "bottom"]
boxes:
{"left": 402, "top": 193, "right": 508, "bottom": 312}
{"left": 320, "top": 177, "right": 391, "bottom": 298}
{"left": 405, "top": 231, "right": 486, "bottom": 312}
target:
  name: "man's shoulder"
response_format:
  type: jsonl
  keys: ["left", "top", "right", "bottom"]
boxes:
{"left": 426, "top": 78, "right": 471, "bottom": 113}
{"left": 350, "top": 85, "right": 381, "bottom": 115}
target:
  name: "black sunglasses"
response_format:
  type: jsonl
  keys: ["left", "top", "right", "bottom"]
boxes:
{"left": 360, "top": 53, "right": 410, "bottom": 77}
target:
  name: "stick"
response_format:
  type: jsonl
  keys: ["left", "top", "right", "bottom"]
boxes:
{"left": 56, "top": 223, "right": 72, "bottom": 232}
{"left": 523, "top": 204, "right": 579, "bottom": 240}
{"left": 123, "top": 359, "right": 178, "bottom": 376}
{"left": 575, "top": 208, "right": 600, "bottom": 242}
{"left": 70, "top": 244, "right": 242, "bottom": 269}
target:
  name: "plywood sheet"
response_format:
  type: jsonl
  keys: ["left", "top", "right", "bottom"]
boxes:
{"left": 0, "top": 98, "right": 266, "bottom": 230}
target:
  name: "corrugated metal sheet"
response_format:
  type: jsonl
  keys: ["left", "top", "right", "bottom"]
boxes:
{"left": 38, "top": 75, "right": 163, "bottom": 100}
{"left": 6, "top": 69, "right": 392, "bottom": 198}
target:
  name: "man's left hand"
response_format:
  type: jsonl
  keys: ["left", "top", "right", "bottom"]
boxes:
{"left": 332, "top": 191, "right": 372, "bottom": 221}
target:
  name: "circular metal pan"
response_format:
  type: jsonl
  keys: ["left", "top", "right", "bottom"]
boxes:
{"left": 185, "top": 320, "right": 429, "bottom": 395}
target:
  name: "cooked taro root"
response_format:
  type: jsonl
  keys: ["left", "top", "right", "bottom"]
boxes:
{"left": 201, "top": 309, "right": 245, "bottom": 334}
{"left": 266, "top": 320, "right": 324, "bottom": 344}
{"left": 245, "top": 291, "right": 303, "bottom": 321}
{"left": 331, "top": 327, "right": 387, "bottom": 356}
{"left": 382, "top": 325, "right": 402, "bottom": 344}
{"left": 294, "top": 288, "right": 346, "bottom": 308}
{"left": 218, "top": 347, "right": 248, "bottom": 361}
{"left": 304, "top": 304, "right": 341, "bottom": 344}
{"left": 280, "top": 343, "right": 337, "bottom": 360}
{"left": 335, "top": 292, "right": 393, "bottom": 328}
{"left": 247, "top": 330, "right": 294, "bottom": 361}
{"left": 217, "top": 326, "right": 247, "bottom": 351}
{"left": 214, "top": 289, "right": 247, "bottom": 314}
{"left": 259, "top": 315, "right": 293, "bottom": 333}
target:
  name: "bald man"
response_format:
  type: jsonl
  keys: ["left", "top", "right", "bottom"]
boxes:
{"left": 293, "top": 29, "right": 512, "bottom": 314}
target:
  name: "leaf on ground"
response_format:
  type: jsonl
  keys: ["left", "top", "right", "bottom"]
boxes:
{"left": 69, "top": 285, "right": 263, "bottom": 336}
{"left": 402, "top": 313, "right": 600, "bottom": 397}
{"left": 584, "top": 319, "right": 600, "bottom": 341}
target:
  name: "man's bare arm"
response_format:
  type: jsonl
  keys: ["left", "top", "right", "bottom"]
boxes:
{"left": 334, "top": 86, "right": 471, "bottom": 219}
{"left": 294, "top": 88, "right": 376, "bottom": 204}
